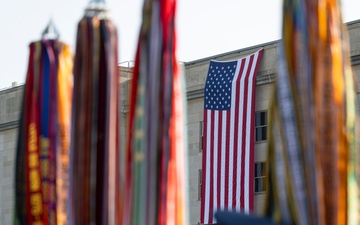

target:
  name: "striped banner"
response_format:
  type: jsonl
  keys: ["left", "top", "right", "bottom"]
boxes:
{"left": 123, "top": 0, "right": 188, "bottom": 224}
{"left": 14, "top": 40, "right": 73, "bottom": 225}
{"left": 264, "top": 0, "right": 359, "bottom": 225}
{"left": 68, "top": 13, "right": 120, "bottom": 225}
{"left": 201, "top": 49, "right": 263, "bottom": 224}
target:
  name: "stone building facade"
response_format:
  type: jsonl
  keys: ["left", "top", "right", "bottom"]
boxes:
{"left": 0, "top": 84, "right": 23, "bottom": 225}
{"left": 1, "top": 19, "right": 360, "bottom": 225}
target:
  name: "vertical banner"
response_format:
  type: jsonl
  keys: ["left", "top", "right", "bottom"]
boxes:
{"left": 123, "top": 0, "right": 188, "bottom": 224}
{"left": 68, "top": 11, "right": 120, "bottom": 225}
{"left": 14, "top": 40, "right": 73, "bottom": 225}
{"left": 265, "top": 0, "right": 359, "bottom": 225}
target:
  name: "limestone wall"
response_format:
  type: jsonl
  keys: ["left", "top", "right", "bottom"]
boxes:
{"left": 0, "top": 86, "right": 22, "bottom": 224}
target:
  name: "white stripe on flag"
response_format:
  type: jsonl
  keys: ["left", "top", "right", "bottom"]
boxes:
{"left": 220, "top": 111, "right": 226, "bottom": 210}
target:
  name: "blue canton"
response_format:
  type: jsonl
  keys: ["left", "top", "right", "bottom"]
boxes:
{"left": 204, "top": 61, "right": 237, "bottom": 110}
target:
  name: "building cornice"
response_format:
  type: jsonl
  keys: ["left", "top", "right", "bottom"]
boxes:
{"left": 0, "top": 121, "right": 18, "bottom": 131}
{"left": 0, "top": 84, "right": 24, "bottom": 94}
{"left": 352, "top": 54, "right": 360, "bottom": 65}
{"left": 346, "top": 19, "right": 360, "bottom": 27}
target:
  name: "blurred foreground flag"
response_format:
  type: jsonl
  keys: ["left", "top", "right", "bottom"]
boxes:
{"left": 265, "top": 0, "right": 359, "bottom": 225}
{"left": 122, "top": 0, "right": 188, "bottom": 224}
{"left": 200, "top": 49, "right": 263, "bottom": 224}
{"left": 14, "top": 33, "right": 73, "bottom": 224}
{"left": 67, "top": 2, "right": 120, "bottom": 224}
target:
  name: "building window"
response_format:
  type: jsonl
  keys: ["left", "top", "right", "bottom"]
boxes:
{"left": 254, "top": 162, "right": 267, "bottom": 193}
{"left": 255, "top": 111, "right": 267, "bottom": 141}
{"left": 198, "top": 169, "right": 202, "bottom": 200}
{"left": 199, "top": 121, "right": 203, "bottom": 152}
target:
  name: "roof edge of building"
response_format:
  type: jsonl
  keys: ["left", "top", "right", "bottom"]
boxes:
{"left": 184, "top": 40, "right": 280, "bottom": 66}
{"left": 346, "top": 18, "right": 360, "bottom": 27}
{"left": 0, "top": 84, "right": 25, "bottom": 94}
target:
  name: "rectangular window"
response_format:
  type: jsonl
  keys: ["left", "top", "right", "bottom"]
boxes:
{"left": 198, "top": 169, "right": 202, "bottom": 200}
{"left": 254, "top": 162, "right": 267, "bottom": 193}
{"left": 255, "top": 111, "right": 267, "bottom": 141}
{"left": 199, "top": 121, "right": 204, "bottom": 152}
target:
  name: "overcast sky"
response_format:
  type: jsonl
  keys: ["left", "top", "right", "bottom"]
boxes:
{"left": 0, "top": 0, "right": 359, "bottom": 89}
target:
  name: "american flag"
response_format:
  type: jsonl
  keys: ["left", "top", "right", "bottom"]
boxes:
{"left": 200, "top": 49, "right": 263, "bottom": 224}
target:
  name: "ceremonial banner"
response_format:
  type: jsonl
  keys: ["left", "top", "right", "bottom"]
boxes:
{"left": 67, "top": 4, "right": 120, "bottom": 224}
{"left": 14, "top": 40, "right": 73, "bottom": 225}
{"left": 201, "top": 49, "right": 263, "bottom": 224}
{"left": 123, "top": 0, "right": 188, "bottom": 224}
{"left": 264, "top": 0, "right": 359, "bottom": 225}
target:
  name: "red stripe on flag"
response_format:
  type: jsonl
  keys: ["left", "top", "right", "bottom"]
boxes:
{"left": 220, "top": 111, "right": 227, "bottom": 210}
{"left": 217, "top": 112, "right": 222, "bottom": 212}
{"left": 225, "top": 109, "right": 231, "bottom": 210}
{"left": 208, "top": 112, "right": 215, "bottom": 224}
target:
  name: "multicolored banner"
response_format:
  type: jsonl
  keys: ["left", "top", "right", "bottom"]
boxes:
{"left": 123, "top": 0, "right": 188, "bottom": 224}
{"left": 14, "top": 40, "right": 73, "bottom": 225}
{"left": 67, "top": 12, "right": 120, "bottom": 225}
{"left": 265, "top": 1, "right": 359, "bottom": 225}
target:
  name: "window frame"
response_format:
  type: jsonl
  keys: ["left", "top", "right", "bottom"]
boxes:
{"left": 254, "top": 162, "right": 267, "bottom": 194}
{"left": 255, "top": 110, "right": 268, "bottom": 142}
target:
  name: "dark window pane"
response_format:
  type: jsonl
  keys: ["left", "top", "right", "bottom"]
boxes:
{"left": 255, "top": 127, "right": 267, "bottom": 141}
{"left": 255, "top": 111, "right": 267, "bottom": 126}
{"left": 255, "top": 178, "right": 267, "bottom": 192}
{"left": 255, "top": 163, "right": 260, "bottom": 177}
{"left": 255, "top": 112, "right": 260, "bottom": 126}
{"left": 256, "top": 128, "right": 261, "bottom": 141}
{"left": 260, "top": 111, "right": 267, "bottom": 125}
{"left": 261, "top": 127, "right": 267, "bottom": 141}
{"left": 255, "top": 162, "right": 267, "bottom": 193}
{"left": 254, "top": 162, "right": 266, "bottom": 177}
{"left": 255, "top": 178, "right": 260, "bottom": 192}
{"left": 255, "top": 111, "right": 267, "bottom": 141}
